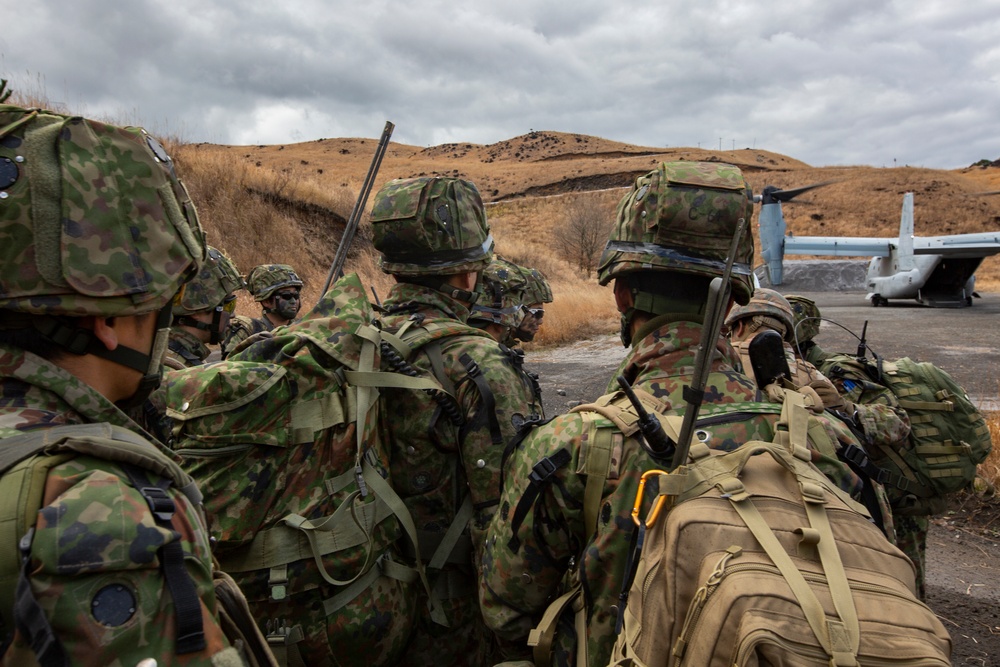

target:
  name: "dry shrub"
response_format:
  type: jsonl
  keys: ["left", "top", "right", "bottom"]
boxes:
{"left": 981, "top": 411, "right": 1000, "bottom": 490}
{"left": 527, "top": 280, "right": 618, "bottom": 348}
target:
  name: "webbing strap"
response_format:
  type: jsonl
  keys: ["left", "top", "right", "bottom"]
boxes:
{"left": 13, "top": 529, "right": 67, "bottom": 667}
{"left": 459, "top": 353, "right": 503, "bottom": 445}
{"left": 508, "top": 449, "right": 572, "bottom": 551}
{"left": 428, "top": 495, "right": 474, "bottom": 571}
{"left": 123, "top": 466, "right": 206, "bottom": 655}
{"left": 583, "top": 425, "right": 614, "bottom": 536}
{"left": 897, "top": 399, "right": 953, "bottom": 412}
{"left": 361, "top": 463, "right": 443, "bottom": 625}
{"left": 218, "top": 481, "right": 395, "bottom": 573}
{"left": 725, "top": 452, "right": 859, "bottom": 666}
{"left": 528, "top": 586, "right": 580, "bottom": 667}
{"left": 321, "top": 553, "right": 418, "bottom": 617}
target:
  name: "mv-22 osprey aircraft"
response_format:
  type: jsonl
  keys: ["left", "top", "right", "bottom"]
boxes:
{"left": 758, "top": 183, "right": 1000, "bottom": 307}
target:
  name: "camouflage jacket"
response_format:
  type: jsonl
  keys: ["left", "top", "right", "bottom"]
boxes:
{"left": 165, "top": 327, "right": 211, "bottom": 369}
{"left": 480, "top": 315, "right": 890, "bottom": 667}
{"left": 0, "top": 343, "right": 237, "bottom": 666}
{"left": 379, "top": 282, "right": 543, "bottom": 664}
{"left": 221, "top": 313, "right": 273, "bottom": 359}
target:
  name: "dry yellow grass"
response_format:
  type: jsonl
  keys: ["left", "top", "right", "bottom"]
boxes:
{"left": 7, "top": 83, "right": 1000, "bottom": 329}
{"left": 982, "top": 412, "right": 1000, "bottom": 489}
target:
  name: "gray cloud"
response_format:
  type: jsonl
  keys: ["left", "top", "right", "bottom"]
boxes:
{"left": 3, "top": 0, "right": 998, "bottom": 167}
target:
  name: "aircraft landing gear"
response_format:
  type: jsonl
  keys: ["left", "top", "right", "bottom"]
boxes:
{"left": 871, "top": 295, "right": 889, "bottom": 307}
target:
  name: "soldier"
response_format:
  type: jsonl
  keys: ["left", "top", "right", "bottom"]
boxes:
{"left": 370, "top": 176, "right": 543, "bottom": 666}
{"left": 786, "top": 294, "right": 834, "bottom": 366}
{"left": 479, "top": 162, "right": 891, "bottom": 667}
{"left": 470, "top": 257, "right": 553, "bottom": 348}
{"left": 0, "top": 103, "right": 256, "bottom": 665}
{"left": 469, "top": 257, "right": 548, "bottom": 414}
{"left": 725, "top": 287, "right": 846, "bottom": 411}
{"left": 166, "top": 245, "right": 245, "bottom": 369}
{"left": 786, "top": 294, "right": 927, "bottom": 597}
{"left": 221, "top": 263, "right": 303, "bottom": 358}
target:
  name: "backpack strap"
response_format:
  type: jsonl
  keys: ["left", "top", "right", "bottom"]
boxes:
{"left": 708, "top": 442, "right": 861, "bottom": 666}
{"left": 0, "top": 423, "right": 208, "bottom": 659}
{"left": 524, "top": 396, "right": 636, "bottom": 667}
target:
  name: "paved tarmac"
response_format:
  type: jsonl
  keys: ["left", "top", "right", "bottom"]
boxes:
{"left": 527, "top": 290, "right": 1000, "bottom": 414}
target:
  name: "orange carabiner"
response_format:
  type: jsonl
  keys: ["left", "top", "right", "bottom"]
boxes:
{"left": 632, "top": 469, "right": 669, "bottom": 528}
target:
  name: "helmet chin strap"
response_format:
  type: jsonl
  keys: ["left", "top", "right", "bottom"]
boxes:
{"left": 104, "top": 304, "right": 173, "bottom": 410}
{"left": 37, "top": 305, "right": 172, "bottom": 410}
{"left": 175, "top": 310, "right": 225, "bottom": 345}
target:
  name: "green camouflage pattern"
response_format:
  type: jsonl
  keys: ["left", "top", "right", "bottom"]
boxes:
{"left": 597, "top": 161, "right": 755, "bottom": 305}
{"left": 895, "top": 514, "right": 930, "bottom": 599}
{"left": 0, "top": 343, "right": 235, "bottom": 665}
{"left": 173, "top": 246, "right": 244, "bottom": 315}
{"left": 725, "top": 287, "right": 796, "bottom": 340}
{"left": 470, "top": 257, "right": 546, "bottom": 345}
{"left": 165, "top": 327, "right": 211, "bottom": 369}
{"left": 371, "top": 177, "right": 493, "bottom": 276}
{"left": 246, "top": 264, "right": 303, "bottom": 301}
{"left": 0, "top": 104, "right": 205, "bottom": 317}
{"left": 786, "top": 293, "right": 822, "bottom": 343}
{"left": 480, "top": 316, "right": 893, "bottom": 667}
{"left": 167, "top": 273, "right": 417, "bottom": 667}
{"left": 379, "top": 281, "right": 543, "bottom": 666}
{"left": 221, "top": 314, "right": 273, "bottom": 359}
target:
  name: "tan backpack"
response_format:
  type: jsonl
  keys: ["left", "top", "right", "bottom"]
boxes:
{"left": 609, "top": 404, "right": 952, "bottom": 666}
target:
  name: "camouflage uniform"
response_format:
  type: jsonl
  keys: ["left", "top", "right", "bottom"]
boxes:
{"left": 168, "top": 245, "right": 244, "bottom": 369}
{"left": 786, "top": 295, "right": 925, "bottom": 596}
{"left": 479, "top": 163, "right": 892, "bottom": 667}
{"left": 166, "top": 326, "right": 212, "bottom": 369}
{"left": 371, "top": 177, "right": 542, "bottom": 666}
{"left": 221, "top": 314, "right": 273, "bottom": 359}
{"left": 167, "top": 275, "right": 421, "bottom": 667}
{"left": 0, "top": 102, "right": 250, "bottom": 666}
{"left": 221, "top": 264, "right": 302, "bottom": 359}
{"left": 786, "top": 294, "right": 835, "bottom": 367}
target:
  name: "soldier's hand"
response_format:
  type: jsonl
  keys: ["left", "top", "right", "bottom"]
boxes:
{"left": 809, "top": 379, "right": 846, "bottom": 412}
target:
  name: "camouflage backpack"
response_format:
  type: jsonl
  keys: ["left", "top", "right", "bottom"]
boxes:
{"left": 609, "top": 395, "right": 952, "bottom": 667}
{"left": 818, "top": 354, "right": 993, "bottom": 515}
{"left": 0, "top": 423, "right": 274, "bottom": 667}
{"left": 165, "top": 273, "right": 446, "bottom": 667}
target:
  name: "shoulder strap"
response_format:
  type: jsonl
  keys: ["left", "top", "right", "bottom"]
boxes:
{"left": 0, "top": 423, "right": 209, "bottom": 658}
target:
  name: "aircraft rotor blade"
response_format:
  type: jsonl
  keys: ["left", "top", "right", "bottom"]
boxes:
{"left": 761, "top": 180, "right": 837, "bottom": 204}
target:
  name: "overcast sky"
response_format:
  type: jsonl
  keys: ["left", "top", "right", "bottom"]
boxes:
{"left": 3, "top": 0, "right": 998, "bottom": 169}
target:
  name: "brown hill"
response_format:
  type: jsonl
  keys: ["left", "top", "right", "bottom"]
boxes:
{"left": 174, "top": 131, "right": 1000, "bottom": 345}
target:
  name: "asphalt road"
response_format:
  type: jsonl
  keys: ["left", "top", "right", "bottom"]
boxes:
{"left": 527, "top": 290, "right": 1000, "bottom": 415}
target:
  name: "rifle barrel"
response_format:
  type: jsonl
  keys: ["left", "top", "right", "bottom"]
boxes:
{"left": 322, "top": 121, "right": 395, "bottom": 294}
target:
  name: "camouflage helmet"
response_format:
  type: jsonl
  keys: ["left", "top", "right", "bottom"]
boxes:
{"left": 172, "top": 246, "right": 244, "bottom": 315}
{"left": 597, "top": 161, "right": 755, "bottom": 305}
{"left": 786, "top": 294, "right": 822, "bottom": 342}
{"left": 519, "top": 265, "right": 553, "bottom": 306}
{"left": 470, "top": 257, "right": 530, "bottom": 331}
{"left": 370, "top": 177, "right": 494, "bottom": 276}
{"left": 246, "top": 264, "right": 303, "bottom": 301}
{"left": 724, "top": 287, "right": 795, "bottom": 340}
{"left": 0, "top": 104, "right": 206, "bottom": 317}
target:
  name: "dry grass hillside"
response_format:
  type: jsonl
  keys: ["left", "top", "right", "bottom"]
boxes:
{"left": 177, "top": 131, "right": 1000, "bottom": 346}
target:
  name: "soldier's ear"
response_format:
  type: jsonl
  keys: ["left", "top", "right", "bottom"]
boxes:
{"left": 90, "top": 316, "right": 120, "bottom": 351}
{"left": 613, "top": 279, "right": 634, "bottom": 313}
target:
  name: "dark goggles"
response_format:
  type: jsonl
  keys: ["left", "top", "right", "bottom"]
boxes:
{"left": 274, "top": 291, "right": 301, "bottom": 302}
